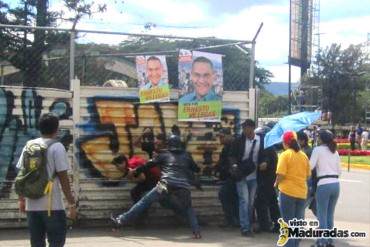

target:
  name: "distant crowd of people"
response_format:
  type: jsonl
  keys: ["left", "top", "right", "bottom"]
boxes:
{"left": 15, "top": 114, "right": 343, "bottom": 247}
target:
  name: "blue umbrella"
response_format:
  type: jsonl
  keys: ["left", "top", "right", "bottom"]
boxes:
{"left": 264, "top": 111, "right": 321, "bottom": 148}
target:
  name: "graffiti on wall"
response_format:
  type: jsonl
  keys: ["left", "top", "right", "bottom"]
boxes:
{"left": 77, "top": 95, "right": 241, "bottom": 182}
{"left": 0, "top": 87, "right": 72, "bottom": 198}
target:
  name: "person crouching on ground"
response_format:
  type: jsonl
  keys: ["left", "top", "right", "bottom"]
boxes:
{"left": 275, "top": 131, "right": 311, "bottom": 247}
{"left": 110, "top": 135, "right": 202, "bottom": 239}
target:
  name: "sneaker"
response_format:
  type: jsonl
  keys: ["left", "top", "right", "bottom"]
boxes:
{"left": 241, "top": 230, "right": 254, "bottom": 237}
{"left": 110, "top": 213, "right": 122, "bottom": 229}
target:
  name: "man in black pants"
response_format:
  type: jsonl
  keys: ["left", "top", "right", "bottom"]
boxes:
{"left": 254, "top": 127, "right": 280, "bottom": 233}
{"left": 111, "top": 135, "right": 202, "bottom": 239}
{"left": 215, "top": 128, "right": 239, "bottom": 228}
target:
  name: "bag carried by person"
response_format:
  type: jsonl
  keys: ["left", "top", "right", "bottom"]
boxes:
{"left": 229, "top": 140, "right": 257, "bottom": 181}
{"left": 15, "top": 140, "right": 58, "bottom": 199}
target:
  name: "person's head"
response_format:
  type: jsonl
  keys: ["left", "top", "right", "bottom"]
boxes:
{"left": 146, "top": 56, "right": 163, "bottom": 86}
{"left": 318, "top": 129, "right": 336, "bottom": 153}
{"left": 154, "top": 133, "right": 167, "bottom": 151}
{"left": 112, "top": 153, "right": 128, "bottom": 172}
{"left": 282, "top": 131, "right": 300, "bottom": 152}
{"left": 167, "top": 134, "right": 183, "bottom": 151}
{"left": 191, "top": 56, "right": 215, "bottom": 99}
{"left": 218, "top": 128, "right": 232, "bottom": 145}
{"left": 242, "top": 119, "right": 256, "bottom": 139}
{"left": 297, "top": 131, "right": 309, "bottom": 148}
{"left": 171, "top": 125, "right": 181, "bottom": 136}
{"left": 39, "top": 113, "right": 59, "bottom": 137}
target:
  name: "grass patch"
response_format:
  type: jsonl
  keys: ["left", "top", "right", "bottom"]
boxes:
{"left": 340, "top": 156, "right": 370, "bottom": 165}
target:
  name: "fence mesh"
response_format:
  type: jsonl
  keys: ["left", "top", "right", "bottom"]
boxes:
{"left": 1, "top": 26, "right": 253, "bottom": 91}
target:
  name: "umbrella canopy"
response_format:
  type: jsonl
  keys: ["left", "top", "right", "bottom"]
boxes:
{"left": 264, "top": 111, "right": 321, "bottom": 148}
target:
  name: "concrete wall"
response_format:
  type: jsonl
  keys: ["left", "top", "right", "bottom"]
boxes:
{"left": 0, "top": 84, "right": 250, "bottom": 228}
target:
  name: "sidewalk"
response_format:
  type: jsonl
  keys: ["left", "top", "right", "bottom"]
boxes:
{"left": 1, "top": 221, "right": 369, "bottom": 247}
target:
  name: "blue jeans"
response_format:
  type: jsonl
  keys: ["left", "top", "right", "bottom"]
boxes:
{"left": 218, "top": 178, "right": 239, "bottom": 225}
{"left": 279, "top": 192, "right": 306, "bottom": 247}
{"left": 27, "top": 210, "right": 67, "bottom": 247}
{"left": 117, "top": 186, "right": 200, "bottom": 233}
{"left": 316, "top": 182, "right": 340, "bottom": 245}
{"left": 236, "top": 178, "right": 257, "bottom": 232}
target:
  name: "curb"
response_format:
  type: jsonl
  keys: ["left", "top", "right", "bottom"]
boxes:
{"left": 341, "top": 162, "right": 370, "bottom": 170}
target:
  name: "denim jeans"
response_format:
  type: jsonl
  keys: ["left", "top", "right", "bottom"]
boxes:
{"left": 26, "top": 210, "right": 67, "bottom": 247}
{"left": 117, "top": 186, "right": 200, "bottom": 233}
{"left": 218, "top": 178, "right": 239, "bottom": 226}
{"left": 316, "top": 182, "right": 340, "bottom": 246}
{"left": 279, "top": 192, "right": 306, "bottom": 247}
{"left": 236, "top": 178, "right": 257, "bottom": 232}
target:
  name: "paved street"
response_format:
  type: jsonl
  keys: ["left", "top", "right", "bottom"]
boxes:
{"left": 1, "top": 169, "right": 369, "bottom": 247}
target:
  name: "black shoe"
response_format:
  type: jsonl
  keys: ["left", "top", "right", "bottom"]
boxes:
{"left": 326, "top": 244, "right": 335, "bottom": 247}
{"left": 110, "top": 213, "right": 122, "bottom": 229}
{"left": 241, "top": 230, "right": 254, "bottom": 237}
{"left": 193, "top": 231, "right": 202, "bottom": 239}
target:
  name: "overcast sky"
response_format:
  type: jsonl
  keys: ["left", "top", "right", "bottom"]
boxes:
{"left": 6, "top": 0, "right": 370, "bottom": 83}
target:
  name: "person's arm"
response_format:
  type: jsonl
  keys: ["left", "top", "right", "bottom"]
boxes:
{"left": 275, "top": 151, "right": 288, "bottom": 187}
{"left": 53, "top": 143, "right": 76, "bottom": 220}
{"left": 274, "top": 174, "right": 284, "bottom": 187}
{"left": 134, "top": 160, "right": 158, "bottom": 176}
{"left": 16, "top": 147, "right": 26, "bottom": 212}
{"left": 309, "top": 148, "right": 318, "bottom": 170}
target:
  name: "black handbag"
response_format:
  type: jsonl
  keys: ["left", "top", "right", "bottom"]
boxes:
{"left": 229, "top": 140, "right": 257, "bottom": 181}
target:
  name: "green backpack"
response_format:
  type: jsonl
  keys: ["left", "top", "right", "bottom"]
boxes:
{"left": 15, "top": 140, "right": 58, "bottom": 199}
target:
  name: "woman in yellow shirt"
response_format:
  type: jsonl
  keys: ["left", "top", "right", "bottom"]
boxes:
{"left": 275, "top": 131, "right": 311, "bottom": 247}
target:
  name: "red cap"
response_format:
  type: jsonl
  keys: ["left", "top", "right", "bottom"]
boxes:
{"left": 283, "top": 131, "right": 297, "bottom": 145}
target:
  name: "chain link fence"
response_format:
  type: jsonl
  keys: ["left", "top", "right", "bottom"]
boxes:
{"left": 0, "top": 25, "right": 254, "bottom": 91}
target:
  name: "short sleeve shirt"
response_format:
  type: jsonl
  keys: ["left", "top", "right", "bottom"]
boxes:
{"left": 16, "top": 138, "right": 70, "bottom": 211}
{"left": 276, "top": 149, "right": 311, "bottom": 199}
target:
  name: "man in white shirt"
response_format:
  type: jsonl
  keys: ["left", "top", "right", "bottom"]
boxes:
{"left": 230, "top": 119, "right": 266, "bottom": 237}
{"left": 361, "top": 129, "right": 369, "bottom": 150}
{"left": 17, "top": 113, "right": 76, "bottom": 247}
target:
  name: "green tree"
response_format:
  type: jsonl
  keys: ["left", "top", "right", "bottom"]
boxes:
{"left": 0, "top": 0, "right": 106, "bottom": 87}
{"left": 258, "top": 90, "right": 289, "bottom": 117}
{"left": 302, "top": 44, "right": 369, "bottom": 125}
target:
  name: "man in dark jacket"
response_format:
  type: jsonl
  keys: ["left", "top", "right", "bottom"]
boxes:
{"left": 254, "top": 127, "right": 280, "bottom": 233}
{"left": 111, "top": 135, "right": 202, "bottom": 239}
{"left": 229, "top": 119, "right": 266, "bottom": 237}
{"left": 216, "top": 128, "right": 239, "bottom": 228}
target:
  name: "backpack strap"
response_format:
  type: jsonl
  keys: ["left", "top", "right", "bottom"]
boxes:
{"left": 43, "top": 139, "right": 60, "bottom": 217}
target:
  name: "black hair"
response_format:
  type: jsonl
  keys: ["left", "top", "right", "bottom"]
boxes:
{"left": 39, "top": 113, "right": 59, "bottom": 135}
{"left": 242, "top": 119, "right": 256, "bottom": 128}
{"left": 297, "top": 131, "right": 309, "bottom": 145}
{"left": 192, "top": 56, "right": 214, "bottom": 70}
{"left": 147, "top": 56, "right": 161, "bottom": 64}
{"left": 171, "top": 124, "right": 181, "bottom": 136}
{"left": 112, "top": 153, "right": 128, "bottom": 166}
{"left": 319, "top": 130, "right": 337, "bottom": 153}
{"left": 288, "top": 139, "right": 301, "bottom": 152}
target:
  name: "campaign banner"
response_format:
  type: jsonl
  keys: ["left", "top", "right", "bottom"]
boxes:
{"left": 178, "top": 50, "right": 223, "bottom": 122}
{"left": 136, "top": 55, "right": 170, "bottom": 103}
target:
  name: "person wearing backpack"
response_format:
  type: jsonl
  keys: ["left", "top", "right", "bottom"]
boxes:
{"left": 16, "top": 113, "right": 76, "bottom": 247}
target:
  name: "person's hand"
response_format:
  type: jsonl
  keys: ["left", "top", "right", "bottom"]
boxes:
{"left": 67, "top": 204, "right": 77, "bottom": 221}
{"left": 18, "top": 198, "right": 25, "bottom": 213}
{"left": 259, "top": 162, "right": 268, "bottom": 171}
{"left": 273, "top": 180, "right": 278, "bottom": 188}
{"left": 127, "top": 168, "right": 135, "bottom": 179}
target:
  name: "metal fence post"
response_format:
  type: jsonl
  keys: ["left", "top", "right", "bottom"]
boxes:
{"left": 69, "top": 31, "right": 76, "bottom": 85}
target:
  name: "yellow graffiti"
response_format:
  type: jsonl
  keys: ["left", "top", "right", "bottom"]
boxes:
{"left": 80, "top": 100, "right": 239, "bottom": 179}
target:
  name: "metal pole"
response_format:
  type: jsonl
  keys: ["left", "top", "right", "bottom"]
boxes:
{"left": 69, "top": 31, "right": 75, "bottom": 85}
{"left": 288, "top": 0, "right": 292, "bottom": 115}
{"left": 249, "top": 42, "right": 255, "bottom": 89}
{"left": 0, "top": 24, "right": 252, "bottom": 44}
{"left": 289, "top": 63, "right": 292, "bottom": 114}
{"left": 0, "top": 64, "right": 4, "bottom": 85}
